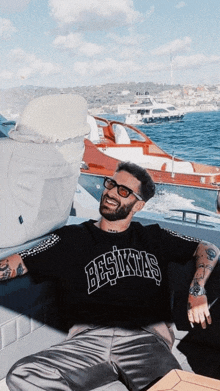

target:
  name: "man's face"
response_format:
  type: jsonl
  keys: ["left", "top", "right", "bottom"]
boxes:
{"left": 99, "top": 170, "right": 142, "bottom": 221}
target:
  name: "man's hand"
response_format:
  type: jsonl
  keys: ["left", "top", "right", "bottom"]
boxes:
{"left": 187, "top": 294, "right": 211, "bottom": 329}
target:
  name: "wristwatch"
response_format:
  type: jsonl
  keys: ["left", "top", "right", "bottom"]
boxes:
{"left": 189, "top": 285, "right": 206, "bottom": 297}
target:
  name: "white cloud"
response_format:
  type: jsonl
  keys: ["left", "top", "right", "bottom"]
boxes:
{"left": 146, "top": 5, "right": 155, "bottom": 18}
{"left": 108, "top": 32, "right": 145, "bottom": 47}
{"left": 80, "top": 42, "right": 103, "bottom": 57}
{"left": 144, "top": 53, "right": 220, "bottom": 75}
{"left": 106, "top": 32, "right": 145, "bottom": 60}
{"left": 53, "top": 33, "right": 82, "bottom": 49}
{"left": 49, "top": 0, "right": 141, "bottom": 30}
{"left": 73, "top": 57, "right": 140, "bottom": 78}
{"left": 8, "top": 48, "right": 62, "bottom": 80}
{"left": 0, "top": 18, "right": 17, "bottom": 39}
{"left": 152, "top": 37, "right": 192, "bottom": 56}
{"left": 0, "top": 70, "right": 14, "bottom": 80}
{"left": 117, "top": 46, "right": 143, "bottom": 60}
{"left": 9, "top": 48, "right": 30, "bottom": 62}
{"left": 173, "top": 54, "right": 220, "bottom": 69}
{"left": 17, "top": 67, "right": 34, "bottom": 80}
{"left": 175, "top": 2, "right": 186, "bottom": 9}
{"left": 146, "top": 62, "right": 168, "bottom": 72}
{"left": 53, "top": 33, "right": 103, "bottom": 56}
{"left": 0, "top": 0, "right": 31, "bottom": 13}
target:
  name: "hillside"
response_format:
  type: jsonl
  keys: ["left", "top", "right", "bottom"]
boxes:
{"left": 0, "top": 82, "right": 179, "bottom": 119}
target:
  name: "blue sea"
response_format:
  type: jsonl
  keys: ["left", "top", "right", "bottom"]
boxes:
{"left": 138, "top": 111, "right": 220, "bottom": 167}
{"left": 105, "top": 111, "right": 220, "bottom": 167}
{"left": 102, "top": 111, "right": 220, "bottom": 219}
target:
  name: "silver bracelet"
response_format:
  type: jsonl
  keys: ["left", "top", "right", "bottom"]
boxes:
{"left": 189, "top": 285, "right": 206, "bottom": 297}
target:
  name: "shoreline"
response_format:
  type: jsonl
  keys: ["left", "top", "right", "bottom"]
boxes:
{"left": 89, "top": 105, "right": 220, "bottom": 116}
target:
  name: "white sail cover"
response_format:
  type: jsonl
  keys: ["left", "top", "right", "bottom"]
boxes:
{"left": 0, "top": 94, "right": 90, "bottom": 247}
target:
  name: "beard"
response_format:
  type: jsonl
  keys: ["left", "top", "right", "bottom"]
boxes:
{"left": 99, "top": 194, "right": 137, "bottom": 221}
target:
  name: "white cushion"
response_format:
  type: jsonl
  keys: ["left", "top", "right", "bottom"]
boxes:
{"left": 0, "top": 94, "right": 89, "bottom": 247}
{"left": 9, "top": 94, "right": 90, "bottom": 143}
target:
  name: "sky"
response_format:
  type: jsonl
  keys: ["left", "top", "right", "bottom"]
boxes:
{"left": 0, "top": 0, "right": 220, "bottom": 89}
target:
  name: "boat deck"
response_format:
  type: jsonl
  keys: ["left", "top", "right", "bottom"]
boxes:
{"left": 1, "top": 324, "right": 219, "bottom": 391}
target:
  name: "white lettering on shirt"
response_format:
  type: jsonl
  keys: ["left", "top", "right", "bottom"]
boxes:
{"left": 85, "top": 246, "right": 162, "bottom": 294}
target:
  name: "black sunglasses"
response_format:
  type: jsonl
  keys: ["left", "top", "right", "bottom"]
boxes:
{"left": 103, "top": 177, "right": 143, "bottom": 201}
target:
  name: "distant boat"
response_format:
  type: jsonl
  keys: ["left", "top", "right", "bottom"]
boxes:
{"left": 80, "top": 116, "right": 220, "bottom": 214}
{"left": 117, "top": 92, "right": 184, "bottom": 125}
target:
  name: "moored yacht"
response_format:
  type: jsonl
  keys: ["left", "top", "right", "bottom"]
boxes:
{"left": 117, "top": 92, "right": 184, "bottom": 125}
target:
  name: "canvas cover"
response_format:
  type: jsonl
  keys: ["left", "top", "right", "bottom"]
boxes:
{"left": 0, "top": 94, "right": 90, "bottom": 247}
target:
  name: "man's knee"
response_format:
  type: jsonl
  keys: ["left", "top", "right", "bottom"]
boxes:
{"left": 6, "top": 357, "right": 118, "bottom": 391}
{"left": 6, "top": 355, "right": 52, "bottom": 390}
{"left": 6, "top": 358, "right": 27, "bottom": 390}
{"left": 6, "top": 369, "right": 17, "bottom": 391}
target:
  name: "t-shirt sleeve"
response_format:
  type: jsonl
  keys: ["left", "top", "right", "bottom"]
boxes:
{"left": 19, "top": 226, "right": 74, "bottom": 283}
{"left": 159, "top": 226, "right": 200, "bottom": 264}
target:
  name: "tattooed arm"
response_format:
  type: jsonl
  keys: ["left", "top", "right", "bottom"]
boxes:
{"left": 187, "top": 241, "right": 220, "bottom": 329}
{"left": 0, "top": 254, "right": 28, "bottom": 281}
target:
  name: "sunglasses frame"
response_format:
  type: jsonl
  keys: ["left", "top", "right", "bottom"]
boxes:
{"left": 103, "top": 177, "right": 143, "bottom": 201}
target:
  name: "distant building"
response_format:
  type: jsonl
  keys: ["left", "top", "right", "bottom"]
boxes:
{"left": 121, "top": 90, "right": 130, "bottom": 96}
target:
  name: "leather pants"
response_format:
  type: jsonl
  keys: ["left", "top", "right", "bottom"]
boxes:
{"left": 6, "top": 325, "right": 180, "bottom": 391}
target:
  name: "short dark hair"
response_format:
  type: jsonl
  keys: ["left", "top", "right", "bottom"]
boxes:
{"left": 116, "top": 161, "right": 155, "bottom": 202}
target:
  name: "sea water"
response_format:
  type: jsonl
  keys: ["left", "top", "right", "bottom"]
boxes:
{"left": 104, "top": 111, "right": 220, "bottom": 221}
{"left": 108, "top": 111, "right": 220, "bottom": 167}
{"left": 138, "top": 111, "right": 220, "bottom": 167}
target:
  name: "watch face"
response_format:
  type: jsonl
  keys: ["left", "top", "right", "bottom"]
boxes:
{"left": 189, "top": 284, "right": 206, "bottom": 297}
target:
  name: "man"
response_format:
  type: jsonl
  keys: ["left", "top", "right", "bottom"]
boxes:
{"left": 1, "top": 162, "right": 219, "bottom": 391}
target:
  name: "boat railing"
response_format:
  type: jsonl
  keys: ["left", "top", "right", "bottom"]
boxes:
{"left": 166, "top": 208, "right": 215, "bottom": 227}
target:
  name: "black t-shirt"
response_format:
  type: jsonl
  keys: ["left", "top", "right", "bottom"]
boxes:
{"left": 20, "top": 220, "right": 199, "bottom": 325}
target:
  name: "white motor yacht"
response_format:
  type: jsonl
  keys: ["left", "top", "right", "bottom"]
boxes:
{"left": 118, "top": 92, "right": 184, "bottom": 125}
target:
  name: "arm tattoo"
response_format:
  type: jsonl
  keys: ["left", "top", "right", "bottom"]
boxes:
{"left": 198, "top": 263, "right": 213, "bottom": 272}
{"left": 0, "top": 259, "right": 26, "bottom": 280}
{"left": 17, "top": 263, "right": 25, "bottom": 276}
{"left": 0, "top": 259, "right": 12, "bottom": 281}
{"left": 206, "top": 248, "right": 217, "bottom": 261}
{"left": 195, "top": 264, "right": 205, "bottom": 280}
{"left": 193, "top": 263, "right": 213, "bottom": 282}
